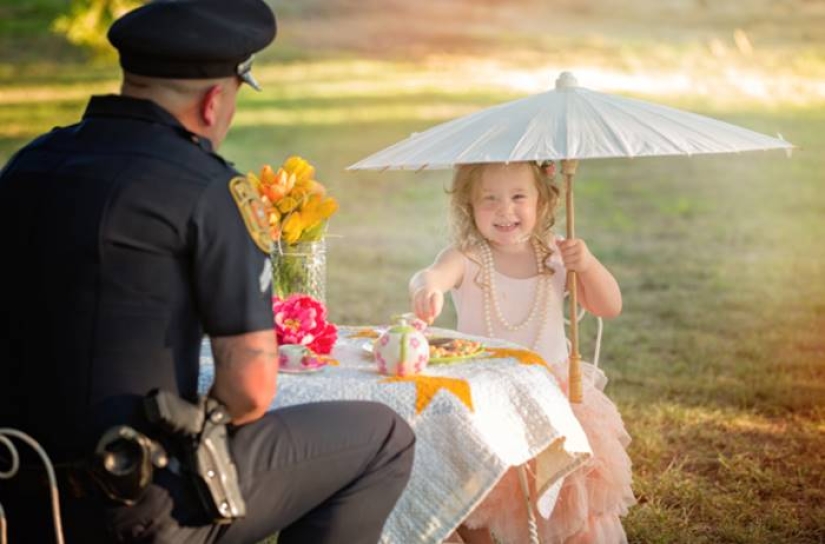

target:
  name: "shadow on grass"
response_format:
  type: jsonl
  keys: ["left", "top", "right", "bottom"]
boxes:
{"left": 626, "top": 400, "right": 825, "bottom": 543}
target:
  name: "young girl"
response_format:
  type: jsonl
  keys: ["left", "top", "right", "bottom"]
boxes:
{"left": 409, "top": 161, "right": 635, "bottom": 544}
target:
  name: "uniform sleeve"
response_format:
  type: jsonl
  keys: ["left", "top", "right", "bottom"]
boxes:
{"left": 190, "top": 176, "right": 273, "bottom": 336}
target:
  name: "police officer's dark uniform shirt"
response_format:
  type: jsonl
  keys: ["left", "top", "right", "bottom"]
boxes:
{"left": 0, "top": 95, "right": 273, "bottom": 462}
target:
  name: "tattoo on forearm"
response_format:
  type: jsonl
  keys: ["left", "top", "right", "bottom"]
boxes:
{"left": 212, "top": 338, "right": 278, "bottom": 369}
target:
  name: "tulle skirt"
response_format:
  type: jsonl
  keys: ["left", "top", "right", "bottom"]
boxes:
{"left": 464, "top": 364, "right": 635, "bottom": 544}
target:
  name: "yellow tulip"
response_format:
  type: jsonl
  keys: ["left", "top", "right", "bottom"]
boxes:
{"left": 268, "top": 209, "right": 281, "bottom": 226}
{"left": 296, "top": 195, "right": 338, "bottom": 236}
{"left": 289, "top": 186, "right": 311, "bottom": 203}
{"left": 281, "top": 212, "right": 304, "bottom": 244}
{"left": 283, "top": 156, "right": 315, "bottom": 184}
{"left": 307, "top": 180, "right": 327, "bottom": 196}
{"left": 247, "top": 171, "right": 261, "bottom": 191}
{"left": 277, "top": 196, "right": 300, "bottom": 214}
{"left": 304, "top": 199, "right": 321, "bottom": 226}
{"left": 317, "top": 196, "right": 338, "bottom": 219}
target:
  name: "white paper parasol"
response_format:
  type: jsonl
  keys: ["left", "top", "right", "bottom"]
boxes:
{"left": 348, "top": 72, "right": 793, "bottom": 402}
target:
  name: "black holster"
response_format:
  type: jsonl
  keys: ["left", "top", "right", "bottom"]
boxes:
{"left": 89, "top": 390, "right": 246, "bottom": 524}
{"left": 144, "top": 389, "right": 247, "bottom": 524}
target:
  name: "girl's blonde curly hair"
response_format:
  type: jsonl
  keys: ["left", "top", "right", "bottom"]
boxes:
{"left": 448, "top": 161, "right": 561, "bottom": 274}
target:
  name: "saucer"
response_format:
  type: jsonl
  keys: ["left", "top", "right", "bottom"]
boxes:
{"left": 279, "top": 358, "right": 328, "bottom": 374}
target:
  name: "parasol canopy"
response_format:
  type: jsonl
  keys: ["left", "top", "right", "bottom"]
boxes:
{"left": 348, "top": 72, "right": 792, "bottom": 170}
{"left": 347, "top": 72, "right": 794, "bottom": 402}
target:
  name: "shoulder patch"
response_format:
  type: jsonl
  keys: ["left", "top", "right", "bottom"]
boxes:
{"left": 228, "top": 175, "right": 272, "bottom": 254}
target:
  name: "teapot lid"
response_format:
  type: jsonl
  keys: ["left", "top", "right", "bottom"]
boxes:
{"left": 389, "top": 312, "right": 428, "bottom": 331}
{"left": 388, "top": 314, "right": 414, "bottom": 332}
{"left": 390, "top": 313, "right": 410, "bottom": 325}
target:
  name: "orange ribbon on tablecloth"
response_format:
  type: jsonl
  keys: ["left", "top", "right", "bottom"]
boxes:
{"left": 381, "top": 375, "right": 474, "bottom": 414}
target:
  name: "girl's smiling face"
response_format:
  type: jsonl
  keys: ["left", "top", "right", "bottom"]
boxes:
{"left": 472, "top": 163, "right": 539, "bottom": 247}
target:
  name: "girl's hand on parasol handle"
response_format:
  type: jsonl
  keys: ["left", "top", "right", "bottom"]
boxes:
{"left": 557, "top": 238, "right": 595, "bottom": 274}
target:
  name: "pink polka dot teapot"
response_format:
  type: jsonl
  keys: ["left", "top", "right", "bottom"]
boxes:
{"left": 373, "top": 314, "right": 430, "bottom": 376}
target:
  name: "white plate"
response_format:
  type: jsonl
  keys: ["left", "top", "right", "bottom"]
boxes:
{"left": 363, "top": 337, "right": 486, "bottom": 364}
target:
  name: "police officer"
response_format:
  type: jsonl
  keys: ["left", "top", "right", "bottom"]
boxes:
{"left": 0, "top": 1, "right": 414, "bottom": 542}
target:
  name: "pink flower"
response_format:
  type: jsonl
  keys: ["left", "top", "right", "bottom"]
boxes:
{"left": 272, "top": 294, "right": 338, "bottom": 355}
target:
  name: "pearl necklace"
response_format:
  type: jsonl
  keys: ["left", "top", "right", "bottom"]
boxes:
{"left": 480, "top": 239, "right": 551, "bottom": 350}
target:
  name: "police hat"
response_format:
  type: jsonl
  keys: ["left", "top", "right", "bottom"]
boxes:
{"left": 108, "top": 0, "right": 277, "bottom": 91}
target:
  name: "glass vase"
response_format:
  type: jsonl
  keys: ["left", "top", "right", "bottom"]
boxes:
{"left": 271, "top": 239, "right": 327, "bottom": 303}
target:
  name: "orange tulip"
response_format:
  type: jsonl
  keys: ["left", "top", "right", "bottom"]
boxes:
{"left": 260, "top": 166, "right": 295, "bottom": 203}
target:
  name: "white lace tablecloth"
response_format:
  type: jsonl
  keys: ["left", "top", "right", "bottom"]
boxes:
{"left": 198, "top": 327, "right": 591, "bottom": 544}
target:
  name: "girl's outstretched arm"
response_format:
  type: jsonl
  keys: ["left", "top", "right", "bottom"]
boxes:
{"left": 557, "top": 238, "right": 622, "bottom": 318}
{"left": 409, "top": 245, "right": 465, "bottom": 324}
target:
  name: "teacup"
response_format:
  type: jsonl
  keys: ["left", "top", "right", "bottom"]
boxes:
{"left": 279, "top": 344, "right": 310, "bottom": 370}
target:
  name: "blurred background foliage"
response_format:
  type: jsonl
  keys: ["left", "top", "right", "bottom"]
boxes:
{"left": 51, "top": 0, "right": 141, "bottom": 58}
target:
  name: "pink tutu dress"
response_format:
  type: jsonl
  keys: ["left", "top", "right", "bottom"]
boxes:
{"left": 450, "top": 244, "right": 636, "bottom": 543}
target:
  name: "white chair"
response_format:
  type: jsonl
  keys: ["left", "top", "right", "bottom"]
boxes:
{"left": 516, "top": 305, "right": 604, "bottom": 544}
{"left": 0, "top": 429, "right": 65, "bottom": 544}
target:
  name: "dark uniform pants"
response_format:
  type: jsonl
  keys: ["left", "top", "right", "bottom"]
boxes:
{"left": 0, "top": 401, "right": 415, "bottom": 544}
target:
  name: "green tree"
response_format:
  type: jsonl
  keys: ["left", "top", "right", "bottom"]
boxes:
{"left": 52, "top": 0, "right": 143, "bottom": 58}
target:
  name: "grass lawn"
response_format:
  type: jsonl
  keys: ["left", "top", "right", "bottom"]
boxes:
{"left": 1, "top": 1, "right": 823, "bottom": 542}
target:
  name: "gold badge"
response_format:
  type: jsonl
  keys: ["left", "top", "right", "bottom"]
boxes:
{"left": 228, "top": 176, "right": 272, "bottom": 254}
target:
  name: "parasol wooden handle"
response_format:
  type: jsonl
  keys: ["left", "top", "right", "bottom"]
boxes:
{"left": 561, "top": 159, "right": 583, "bottom": 403}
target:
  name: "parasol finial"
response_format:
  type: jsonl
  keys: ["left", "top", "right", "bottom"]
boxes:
{"left": 555, "top": 72, "right": 578, "bottom": 90}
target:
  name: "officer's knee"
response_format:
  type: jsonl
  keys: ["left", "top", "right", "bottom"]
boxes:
{"left": 372, "top": 402, "right": 415, "bottom": 464}
{"left": 392, "top": 409, "right": 416, "bottom": 454}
